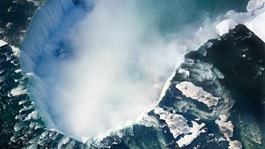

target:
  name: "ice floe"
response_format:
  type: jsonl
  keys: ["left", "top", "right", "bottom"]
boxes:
{"left": 154, "top": 107, "right": 190, "bottom": 139}
{"left": 176, "top": 121, "right": 206, "bottom": 148}
{"left": 176, "top": 81, "right": 220, "bottom": 107}
{"left": 154, "top": 107, "right": 206, "bottom": 147}
{"left": 0, "top": 40, "right": 8, "bottom": 47}
{"left": 215, "top": 114, "right": 242, "bottom": 149}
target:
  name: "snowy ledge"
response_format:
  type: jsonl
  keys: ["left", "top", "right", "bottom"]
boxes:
{"left": 175, "top": 81, "right": 220, "bottom": 108}
{"left": 216, "top": 0, "right": 265, "bottom": 43}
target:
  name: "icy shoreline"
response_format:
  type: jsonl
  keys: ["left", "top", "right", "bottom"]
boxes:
{"left": 216, "top": 0, "right": 265, "bottom": 42}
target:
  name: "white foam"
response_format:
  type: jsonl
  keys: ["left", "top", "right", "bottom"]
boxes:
{"left": 136, "top": 113, "right": 162, "bottom": 128}
{"left": 176, "top": 81, "right": 220, "bottom": 107}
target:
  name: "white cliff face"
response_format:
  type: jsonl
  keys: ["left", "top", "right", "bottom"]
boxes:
{"left": 20, "top": 0, "right": 75, "bottom": 129}
{"left": 20, "top": 0, "right": 75, "bottom": 73}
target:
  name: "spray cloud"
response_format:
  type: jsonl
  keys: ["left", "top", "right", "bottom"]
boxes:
{"left": 35, "top": 0, "right": 218, "bottom": 139}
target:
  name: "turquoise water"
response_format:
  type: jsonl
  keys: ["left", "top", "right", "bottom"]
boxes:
{"left": 136, "top": 0, "right": 248, "bottom": 36}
